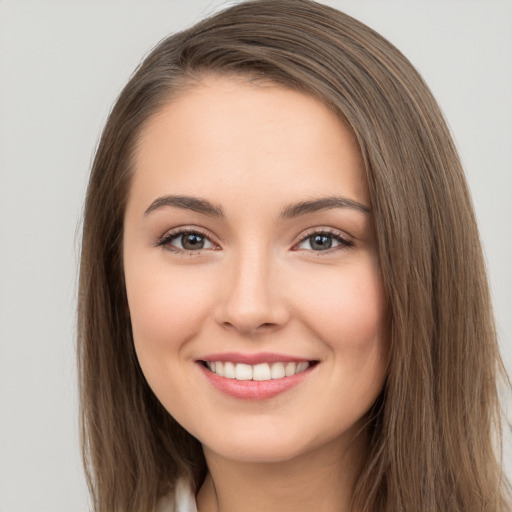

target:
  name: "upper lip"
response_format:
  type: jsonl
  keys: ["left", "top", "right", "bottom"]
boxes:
{"left": 197, "top": 352, "right": 315, "bottom": 365}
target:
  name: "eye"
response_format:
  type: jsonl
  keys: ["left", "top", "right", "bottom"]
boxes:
{"left": 295, "top": 230, "right": 353, "bottom": 252}
{"left": 157, "top": 228, "right": 217, "bottom": 253}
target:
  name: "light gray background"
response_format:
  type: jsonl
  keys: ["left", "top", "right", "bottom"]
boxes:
{"left": 0, "top": 1, "right": 510, "bottom": 511}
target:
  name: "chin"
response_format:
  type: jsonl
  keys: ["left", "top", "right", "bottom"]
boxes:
{"left": 204, "top": 439, "right": 312, "bottom": 465}
{"left": 199, "top": 419, "right": 362, "bottom": 466}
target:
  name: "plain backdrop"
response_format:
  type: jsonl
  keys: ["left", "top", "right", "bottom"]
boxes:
{"left": 0, "top": 1, "right": 511, "bottom": 510}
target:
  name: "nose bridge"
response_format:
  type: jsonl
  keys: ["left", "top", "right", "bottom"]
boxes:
{"left": 217, "top": 241, "right": 286, "bottom": 333}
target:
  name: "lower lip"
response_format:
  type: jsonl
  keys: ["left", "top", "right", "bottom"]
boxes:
{"left": 198, "top": 363, "right": 314, "bottom": 400}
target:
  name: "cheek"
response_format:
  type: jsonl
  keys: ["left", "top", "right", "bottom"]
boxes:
{"left": 297, "top": 260, "right": 388, "bottom": 424}
{"left": 292, "top": 255, "right": 389, "bottom": 412}
{"left": 296, "top": 259, "right": 387, "bottom": 348}
{"left": 125, "top": 259, "right": 216, "bottom": 363}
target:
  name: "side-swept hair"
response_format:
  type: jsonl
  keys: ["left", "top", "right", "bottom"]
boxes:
{"left": 78, "top": 1, "right": 510, "bottom": 510}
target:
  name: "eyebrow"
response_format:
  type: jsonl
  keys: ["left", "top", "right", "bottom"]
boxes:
{"left": 279, "top": 196, "right": 370, "bottom": 218}
{"left": 144, "top": 195, "right": 224, "bottom": 216}
{"left": 144, "top": 194, "right": 370, "bottom": 218}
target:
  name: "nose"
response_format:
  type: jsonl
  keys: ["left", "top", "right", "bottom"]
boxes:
{"left": 214, "top": 246, "right": 290, "bottom": 335}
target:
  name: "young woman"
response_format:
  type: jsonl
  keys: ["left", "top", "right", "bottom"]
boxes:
{"left": 77, "top": 1, "right": 511, "bottom": 511}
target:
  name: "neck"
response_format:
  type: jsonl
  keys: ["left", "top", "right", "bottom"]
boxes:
{"left": 196, "top": 432, "right": 366, "bottom": 512}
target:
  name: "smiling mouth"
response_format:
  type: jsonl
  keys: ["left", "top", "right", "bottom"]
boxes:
{"left": 201, "top": 360, "right": 318, "bottom": 381}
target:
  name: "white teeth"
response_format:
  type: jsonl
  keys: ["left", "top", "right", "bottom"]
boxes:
{"left": 205, "top": 361, "right": 311, "bottom": 380}
{"left": 235, "top": 363, "right": 253, "bottom": 380}
{"left": 285, "top": 362, "right": 297, "bottom": 377}
{"left": 224, "top": 362, "right": 236, "bottom": 379}
{"left": 297, "top": 362, "right": 308, "bottom": 373}
{"left": 271, "top": 362, "right": 286, "bottom": 379}
{"left": 253, "top": 363, "right": 271, "bottom": 381}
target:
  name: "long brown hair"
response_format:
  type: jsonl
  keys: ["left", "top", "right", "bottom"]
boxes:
{"left": 78, "top": 1, "right": 511, "bottom": 510}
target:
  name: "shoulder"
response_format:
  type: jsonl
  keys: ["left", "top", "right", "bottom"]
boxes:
{"left": 156, "top": 478, "right": 198, "bottom": 512}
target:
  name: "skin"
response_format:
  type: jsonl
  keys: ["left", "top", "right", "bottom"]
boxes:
{"left": 123, "top": 76, "right": 389, "bottom": 512}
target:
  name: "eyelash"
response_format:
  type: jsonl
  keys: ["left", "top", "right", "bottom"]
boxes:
{"left": 156, "top": 227, "right": 216, "bottom": 256}
{"left": 295, "top": 228, "right": 354, "bottom": 254}
{"left": 156, "top": 227, "right": 354, "bottom": 256}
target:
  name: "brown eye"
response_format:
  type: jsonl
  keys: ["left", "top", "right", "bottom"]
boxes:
{"left": 180, "top": 233, "right": 206, "bottom": 250}
{"left": 157, "top": 229, "right": 216, "bottom": 253}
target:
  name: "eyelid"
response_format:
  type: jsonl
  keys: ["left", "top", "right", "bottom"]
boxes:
{"left": 155, "top": 225, "right": 354, "bottom": 255}
{"left": 156, "top": 226, "right": 220, "bottom": 254}
{"left": 292, "top": 227, "right": 354, "bottom": 253}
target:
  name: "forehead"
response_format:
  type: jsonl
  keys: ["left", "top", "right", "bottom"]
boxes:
{"left": 130, "top": 76, "right": 369, "bottom": 214}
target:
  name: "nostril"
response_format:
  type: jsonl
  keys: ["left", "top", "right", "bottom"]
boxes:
{"left": 221, "top": 320, "right": 279, "bottom": 333}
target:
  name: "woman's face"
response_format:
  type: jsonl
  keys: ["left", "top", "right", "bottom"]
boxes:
{"left": 123, "top": 76, "right": 388, "bottom": 464}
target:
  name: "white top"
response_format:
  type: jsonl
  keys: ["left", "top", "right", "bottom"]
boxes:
{"left": 156, "top": 478, "right": 198, "bottom": 512}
